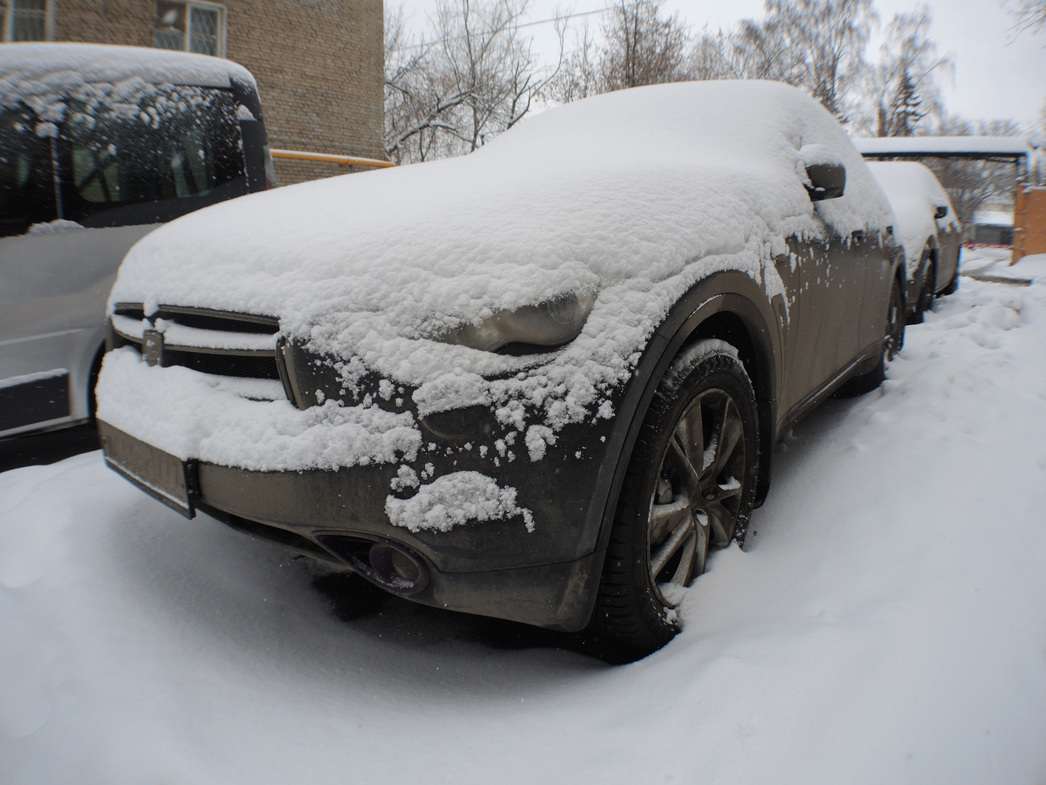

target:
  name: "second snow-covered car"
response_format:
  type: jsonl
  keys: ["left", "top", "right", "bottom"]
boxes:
{"left": 97, "top": 81, "right": 905, "bottom": 660}
{"left": 867, "top": 160, "right": 961, "bottom": 322}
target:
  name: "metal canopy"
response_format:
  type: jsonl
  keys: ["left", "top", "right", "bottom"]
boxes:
{"left": 852, "top": 135, "right": 1038, "bottom": 173}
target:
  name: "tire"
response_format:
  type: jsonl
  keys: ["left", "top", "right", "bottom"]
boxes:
{"left": 940, "top": 264, "right": 960, "bottom": 296}
{"left": 835, "top": 276, "right": 904, "bottom": 397}
{"left": 587, "top": 340, "right": 759, "bottom": 661}
{"left": 908, "top": 249, "right": 936, "bottom": 325}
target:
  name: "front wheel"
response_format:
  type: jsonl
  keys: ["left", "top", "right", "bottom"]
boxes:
{"left": 587, "top": 340, "right": 759, "bottom": 660}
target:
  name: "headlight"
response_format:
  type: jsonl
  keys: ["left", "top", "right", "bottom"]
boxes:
{"left": 439, "top": 292, "right": 594, "bottom": 353}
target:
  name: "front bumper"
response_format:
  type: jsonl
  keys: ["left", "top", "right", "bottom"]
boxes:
{"left": 98, "top": 403, "right": 616, "bottom": 631}
{"left": 98, "top": 306, "right": 632, "bottom": 631}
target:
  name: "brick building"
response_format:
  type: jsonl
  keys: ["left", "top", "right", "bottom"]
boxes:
{"left": 1, "top": 0, "right": 385, "bottom": 184}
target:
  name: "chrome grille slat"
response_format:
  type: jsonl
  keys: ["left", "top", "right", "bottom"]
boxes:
{"left": 114, "top": 303, "right": 284, "bottom": 387}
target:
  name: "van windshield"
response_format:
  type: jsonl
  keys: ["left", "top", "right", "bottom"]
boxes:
{"left": 1, "top": 82, "right": 250, "bottom": 238}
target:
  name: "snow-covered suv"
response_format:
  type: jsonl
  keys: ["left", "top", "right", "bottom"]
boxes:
{"left": 98, "top": 80, "right": 904, "bottom": 660}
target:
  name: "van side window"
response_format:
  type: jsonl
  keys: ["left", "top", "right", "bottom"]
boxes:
{"left": 58, "top": 84, "right": 248, "bottom": 227}
{"left": 0, "top": 106, "right": 55, "bottom": 237}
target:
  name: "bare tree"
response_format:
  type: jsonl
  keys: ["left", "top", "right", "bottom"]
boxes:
{"left": 689, "top": 0, "right": 876, "bottom": 119}
{"left": 598, "top": 0, "right": 692, "bottom": 91}
{"left": 863, "top": 8, "right": 952, "bottom": 137}
{"left": 550, "top": 0, "right": 692, "bottom": 101}
{"left": 758, "top": 0, "right": 877, "bottom": 119}
{"left": 384, "top": 0, "right": 562, "bottom": 164}
{"left": 1006, "top": 0, "right": 1046, "bottom": 35}
{"left": 690, "top": 29, "right": 737, "bottom": 81}
{"left": 384, "top": 6, "right": 459, "bottom": 164}
{"left": 547, "top": 23, "right": 603, "bottom": 103}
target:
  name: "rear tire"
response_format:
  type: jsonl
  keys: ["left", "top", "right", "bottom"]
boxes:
{"left": 587, "top": 340, "right": 759, "bottom": 661}
{"left": 940, "top": 265, "right": 960, "bottom": 296}
{"left": 908, "top": 250, "right": 936, "bottom": 325}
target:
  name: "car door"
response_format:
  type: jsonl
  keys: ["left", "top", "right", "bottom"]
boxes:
{"left": 776, "top": 210, "right": 869, "bottom": 408}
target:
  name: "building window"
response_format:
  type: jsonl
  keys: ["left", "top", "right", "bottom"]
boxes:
{"left": 3, "top": 0, "right": 51, "bottom": 42}
{"left": 154, "top": 1, "right": 226, "bottom": 57}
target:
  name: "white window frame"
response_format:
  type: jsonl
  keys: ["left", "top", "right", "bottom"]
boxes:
{"left": 154, "top": 0, "right": 227, "bottom": 58}
{"left": 2, "top": 0, "right": 54, "bottom": 42}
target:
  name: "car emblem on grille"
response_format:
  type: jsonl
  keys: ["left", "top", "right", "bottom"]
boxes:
{"left": 143, "top": 329, "right": 164, "bottom": 367}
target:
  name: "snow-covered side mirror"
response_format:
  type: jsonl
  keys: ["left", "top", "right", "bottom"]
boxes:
{"left": 934, "top": 204, "right": 949, "bottom": 219}
{"left": 800, "top": 143, "right": 846, "bottom": 201}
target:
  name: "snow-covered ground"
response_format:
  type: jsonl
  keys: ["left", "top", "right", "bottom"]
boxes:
{"left": 2, "top": 248, "right": 1045, "bottom": 785}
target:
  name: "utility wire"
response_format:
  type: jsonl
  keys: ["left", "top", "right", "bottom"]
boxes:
{"left": 399, "top": 5, "right": 614, "bottom": 50}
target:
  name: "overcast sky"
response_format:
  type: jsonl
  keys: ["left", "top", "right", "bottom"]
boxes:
{"left": 397, "top": 0, "right": 1046, "bottom": 131}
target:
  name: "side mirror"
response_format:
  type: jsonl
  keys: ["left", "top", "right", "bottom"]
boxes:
{"left": 799, "top": 144, "right": 846, "bottom": 201}
{"left": 934, "top": 205, "right": 949, "bottom": 219}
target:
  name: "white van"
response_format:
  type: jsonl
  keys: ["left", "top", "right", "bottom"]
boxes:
{"left": 1, "top": 43, "right": 273, "bottom": 438}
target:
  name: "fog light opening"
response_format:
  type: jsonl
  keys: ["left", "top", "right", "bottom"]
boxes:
{"left": 369, "top": 542, "right": 430, "bottom": 595}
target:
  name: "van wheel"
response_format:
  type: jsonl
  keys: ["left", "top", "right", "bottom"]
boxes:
{"left": 587, "top": 340, "right": 758, "bottom": 661}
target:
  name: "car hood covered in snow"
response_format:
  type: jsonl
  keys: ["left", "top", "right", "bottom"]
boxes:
{"left": 101, "top": 81, "right": 894, "bottom": 472}
{"left": 110, "top": 81, "right": 891, "bottom": 380}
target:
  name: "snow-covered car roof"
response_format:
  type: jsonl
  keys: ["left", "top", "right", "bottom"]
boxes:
{"left": 0, "top": 43, "right": 254, "bottom": 104}
{"left": 866, "top": 161, "right": 959, "bottom": 269}
{"left": 111, "top": 80, "right": 892, "bottom": 384}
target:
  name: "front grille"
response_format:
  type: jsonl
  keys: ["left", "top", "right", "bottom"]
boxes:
{"left": 163, "top": 348, "right": 282, "bottom": 380}
{"left": 155, "top": 305, "right": 279, "bottom": 335}
{"left": 112, "top": 303, "right": 286, "bottom": 390}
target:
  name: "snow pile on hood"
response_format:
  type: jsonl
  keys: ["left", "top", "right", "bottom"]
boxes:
{"left": 110, "top": 80, "right": 892, "bottom": 374}
{"left": 866, "top": 161, "right": 960, "bottom": 270}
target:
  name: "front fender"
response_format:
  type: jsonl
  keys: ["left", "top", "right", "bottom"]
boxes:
{"left": 579, "top": 269, "right": 783, "bottom": 575}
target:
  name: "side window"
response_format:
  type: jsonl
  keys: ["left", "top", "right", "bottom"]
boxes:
{"left": 0, "top": 106, "right": 55, "bottom": 237}
{"left": 70, "top": 144, "right": 121, "bottom": 203}
{"left": 58, "top": 85, "right": 248, "bottom": 227}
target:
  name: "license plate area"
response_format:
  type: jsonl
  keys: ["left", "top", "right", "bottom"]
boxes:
{"left": 99, "top": 422, "right": 198, "bottom": 518}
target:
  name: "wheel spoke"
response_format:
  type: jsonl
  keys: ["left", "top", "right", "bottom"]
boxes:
{"left": 668, "top": 432, "right": 701, "bottom": 496}
{"left": 650, "top": 512, "right": 696, "bottom": 580}
{"left": 712, "top": 399, "right": 742, "bottom": 478}
{"left": 679, "top": 399, "right": 704, "bottom": 462}
{"left": 649, "top": 495, "right": 690, "bottom": 545}
{"left": 702, "top": 499, "right": 734, "bottom": 547}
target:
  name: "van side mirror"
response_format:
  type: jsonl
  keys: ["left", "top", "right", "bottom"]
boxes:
{"left": 799, "top": 144, "right": 846, "bottom": 201}
{"left": 934, "top": 205, "right": 949, "bottom": 219}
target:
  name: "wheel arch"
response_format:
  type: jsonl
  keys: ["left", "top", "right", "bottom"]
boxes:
{"left": 588, "top": 271, "right": 782, "bottom": 567}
